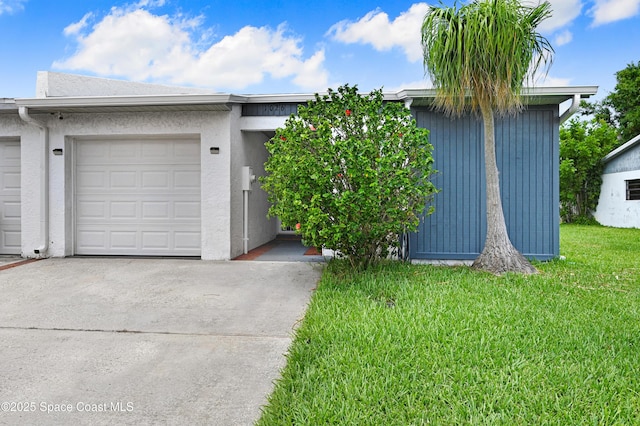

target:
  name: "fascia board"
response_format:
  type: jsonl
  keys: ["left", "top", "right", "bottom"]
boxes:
{"left": 603, "top": 134, "right": 640, "bottom": 163}
{"left": 522, "top": 86, "right": 598, "bottom": 97}
{"left": 241, "top": 93, "right": 317, "bottom": 103}
{"left": 15, "top": 93, "right": 238, "bottom": 108}
{"left": 242, "top": 92, "right": 416, "bottom": 103}
{"left": 0, "top": 98, "right": 18, "bottom": 114}
{"left": 395, "top": 86, "right": 598, "bottom": 104}
{"left": 12, "top": 86, "right": 600, "bottom": 110}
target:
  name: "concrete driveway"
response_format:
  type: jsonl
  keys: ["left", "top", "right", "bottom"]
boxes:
{"left": 0, "top": 258, "right": 321, "bottom": 425}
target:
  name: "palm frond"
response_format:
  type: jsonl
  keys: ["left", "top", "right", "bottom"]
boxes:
{"left": 422, "top": 0, "right": 554, "bottom": 116}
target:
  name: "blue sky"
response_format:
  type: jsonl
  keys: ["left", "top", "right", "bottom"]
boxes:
{"left": 0, "top": 0, "right": 638, "bottom": 101}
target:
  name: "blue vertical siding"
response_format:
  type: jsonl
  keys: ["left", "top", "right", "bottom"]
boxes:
{"left": 410, "top": 105, "right": 560, "bottom": 260}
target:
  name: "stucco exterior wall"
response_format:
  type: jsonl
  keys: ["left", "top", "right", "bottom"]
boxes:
{"left": 594, "top": 170, "right": 640, "bottom": 228}
{"left": 229, "top": 106, "right": 244, "bottom": 258}
{"left": 0, "top": 114, "right": 44, "bottom": 257}
{"left": 229, "top": 108, "right": 278, "bottom": 258}
{"left": 35, "top": 110, "right": 231, "bottom": 260}
{"left": 243, "top": 131, "right": 276, "bottom": 254}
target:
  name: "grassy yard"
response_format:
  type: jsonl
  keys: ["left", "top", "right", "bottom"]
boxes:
{"left": 258, "top": 225, "right": 640, "bottom": 425}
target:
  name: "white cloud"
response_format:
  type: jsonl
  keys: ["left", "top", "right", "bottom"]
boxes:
{"left": 0, "top": 0, "right": 26, "bottom": 15}
{"left": 554, "top": 29, "right": 573, "bottom": 45}
{"left": 180, "top": 24, "right": 329, "bottom": 90}
{"left": 589, "top": 0, "right": 640, "bottom": 25}
{"left": 134, "top": 0, "right": 166, "bottom": 7}
{"left": 532, "top": 72, "right": 572, "bottom": 87}
{"left": 535, "top": 0, "right": 583, "bottom": 33}
{"left": 292, "top": 50, "right": 329, "bottom": 90}
{"left": 327, "top": 3, "right": 430, "bottom": 63}
{"left": 54, "top": 3, "right": 329, "bottom": 92}
{"left": 528, "top": 0, "right": 640, "bottom": 31}
{"left": 384, "top": 79, "right": 432, "bottom": 92}
{"left": 63, "top": 12, "right": 93, "bottom": 36}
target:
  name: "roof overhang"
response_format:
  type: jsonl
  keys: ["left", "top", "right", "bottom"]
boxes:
{"left": 13, "top": 94, "right": 245, "bottom": 114}
{"left": 603, "top": 134, "right": 640, "bottom": 163}
{"left": 7, "top": 86, "right": 598, "bottom": 115}
{"left": 0, "top": 98, "right": 18, "bottom": 114}
{"left": 396, "top": 86, "right": 598, "bottom": 107}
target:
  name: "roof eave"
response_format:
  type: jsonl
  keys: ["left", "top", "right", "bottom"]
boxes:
{"left": 9, "top": 86, "right": 600, "bottom": 113}
{"left": 0, "top": 98, "right": 17, "bottom": 114}
{"left": 396, "top": 86, "right": 598, "bottom": 106}
{"left": 13, "top": 93, "right": 244, "bottom": 113}
{"left": 603, "top": 133, "right": 640, "bottom": 163}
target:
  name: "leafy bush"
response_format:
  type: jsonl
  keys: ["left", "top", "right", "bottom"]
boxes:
{"left": 261, "top": 85, "right": 437, "bottom": 268}
{"left": 559, "top": 118, "right": 618, "bottom": 223}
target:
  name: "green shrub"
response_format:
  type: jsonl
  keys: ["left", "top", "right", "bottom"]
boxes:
{"left": 261, "top": 85, "right": 437, "bottom": 268}
{"left": 559, "top": 118, "right": 618, "bottom": 223}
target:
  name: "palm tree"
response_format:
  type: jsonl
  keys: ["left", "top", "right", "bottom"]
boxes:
{"left": 421, "top": 0, "right": 554, "bottom": 274}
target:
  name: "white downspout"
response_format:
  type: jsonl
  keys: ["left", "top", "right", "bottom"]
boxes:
{"left": 18, "top": 106, "right": 49, "bottom": 257}
{"left": 559, "top": 93, "right": 581, "bottom": 124}
{"left": 404, "top": 98, "right": 413, "bottom": 109}
{"left": 243, "top": 190, "right": 250, "bottom": 254}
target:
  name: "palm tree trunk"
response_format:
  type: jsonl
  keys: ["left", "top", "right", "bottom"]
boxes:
{"left": 472, "top": 100, "right": 537, "bottom": 275}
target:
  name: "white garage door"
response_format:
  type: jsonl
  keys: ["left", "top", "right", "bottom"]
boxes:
{"left": 75, "top": 137, "right": 201, "bottom": 256}
{"left": 0, "top": 139, "right": 21, "bottom": 255}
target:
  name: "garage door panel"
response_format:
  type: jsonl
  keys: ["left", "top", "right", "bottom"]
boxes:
{"left": 76, "top": 171, "right": 106, "bottom": 189}
{"left": 141, "top": 141, "right": 171, "bottom": 157}
{"left": 110, "top": 171, "right": 138, "bottom": 189}
{"left": 112, "top": 231, "right": 137, "bottom": 249}
{"left": 111, "top": 201, "right": 137, "bottom": 219}
{"left": 76, "top": 200, "right": 107, "bottom": 219}
{"left": 0, "top": 139, "right": 21, "bottom": 255}
{"left": 77, "top": 139, "right": 200, "bottom": 164}
{"left": 76, "top": 230, "right": 106, "bottom": 249}
{"left": 174, "top": 170, "right": 200, "bottom": 189}
{"left": 174, "top": 142, "right": 201, "bottom": 159}
{"left": 2, "top": 171, "right": 20, "bottom": 191}
{"left": 0, "top": 142, "right": 20, "bottom": 163}
{"left": 78, "top": 169, "right": 199, "bottom": 193}
{"left": 142, "top": 201, "right": 170, "bottom": 219}
{"left": 142, "top": 171, "right": 169, "bottom": 188}
{"left": 174, "top": 232, "right": 201, "bottom": 250}
{"left": 75, "top": 138, "right": 201, "bottom": 256}
{"left": 175, "top": 201, "right": 200, "bottom": 219}
{"left": 142, "top": 231, "right": 176, "bottom": 250}
{"left": 112, "top": 142, "right": 139, "bottom": 158}
{"left": 76, "top": 142, "right": 108, "bottom": 162}
{"left": 78, "top": 198, "right": 200, "bottom": 222}
{"left": 2, "top": 200, "right": 19, "bottom": 218}
{"left": 2, "top": 229, "right": 21, "bottom": 249}
{"left": 103, "top": 140, "right": 138, "bottom": 160}
{"left": 76, "top": 227, "right": 201, "bottom": 254}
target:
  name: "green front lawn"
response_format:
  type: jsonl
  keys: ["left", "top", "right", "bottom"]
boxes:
{"left": 258, "top": 225, "right": 640, "bottom": 425}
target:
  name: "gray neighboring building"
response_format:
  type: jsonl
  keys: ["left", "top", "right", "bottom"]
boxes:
{"left": 0, "top": 72, "right": 596, "bottom": 260}
{"left": 594, "top": 134, "right": 640, "bottom": 229}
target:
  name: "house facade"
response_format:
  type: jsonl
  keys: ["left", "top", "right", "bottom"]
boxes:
{"left": 594, "top": 134, "right": 640, "bottom": 228}
{"left": 0, "top": 72, "right": 596, "bottom": 260}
